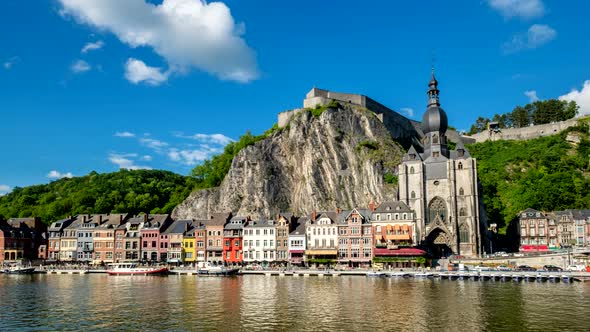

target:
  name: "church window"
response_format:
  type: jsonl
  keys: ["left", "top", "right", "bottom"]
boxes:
{"left": 395, "top": 214, "right": 399, "bottom": 220}
{"left": 433, "top": 152, "right": 440, "bottom": 158}
{"left": 459, "top": 188, "right": 464, "bottom": 196}
{"left": 426, "top": 197, "right": 446, "bottom": 225}
{"left": 433, "top": 180, "right": 440, "bottom": 186}
{"left": 459, "top": 224, "right": 469, "bottom": 243}
{"left": 410, "top": 166, "right": 415, "bottom": 174}
{"left": 433, "top": 134, "right": 439, "bottom": 144}
{"left": 458, "top": 149, "right": 465, "bottom": 157}
{"left": 459, "top": 207, "right": 467, "bottom": 217}
{"left": 411, "top": 191, "right": 416, "bottom": 199}
{"left": 458, "top": 162, "right": 463, "bottom": 170}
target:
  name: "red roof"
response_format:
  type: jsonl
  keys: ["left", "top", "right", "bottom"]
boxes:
{"left": 374, "top": 248, "right": 427, "bottom": 257}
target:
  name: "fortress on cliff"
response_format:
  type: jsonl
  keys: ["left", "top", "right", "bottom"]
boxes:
{"left": 278, "top": 87, "right": 473, "bottom": 147}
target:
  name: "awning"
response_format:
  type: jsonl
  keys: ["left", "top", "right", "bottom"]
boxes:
{"left": 374, "top": 248, "right": 426, "bottom": 257}
{"left": 289, "top": 250, "right": 305, "bottom": 254}
{"left": 305, "top": 250, "right": 337, "bottom": 255}
{"left": 520, "top": 245, "right": 550, "bottom": 251}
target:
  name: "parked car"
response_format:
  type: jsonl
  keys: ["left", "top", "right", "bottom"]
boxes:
{"left": 543, "top": 265, "right": 563, "bottom": 272}
{"left": 474, "top": 265, "right": 492, "bottom": 272}
{"left": 496, "top": 265, "right": 512, "bottom": 271}
{"left": 517, "top": 265, "right": 536, "bottom": 272}
{"left": 566, "top": 265, "right": 586, "bottom": 272}
{"left": 513, "top": 253, "right": 524, "bottom": 257}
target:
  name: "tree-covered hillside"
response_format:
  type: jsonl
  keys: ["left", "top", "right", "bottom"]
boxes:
{"left": 469, "top": 121, "right": 590, "bottom": 235}
{"left": 0, "top": 170, "right": 195, "bottom": 223}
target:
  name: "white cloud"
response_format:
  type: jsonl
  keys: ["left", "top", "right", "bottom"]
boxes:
{"left": 124, "top": 58, "right": 169, "bottom": 86}
{"left": 503, "top": 24, "right": 556, "bottom": 54}
{"left": 177, "top": 133, "right": 234, "bottom": 145}
{"left": 140, "top": 137, "right": 169, "bottom": 151}
{"left": 108, "top": 153, "right": 152, "bottom": 170}
{"left": 81, "top": 40, "right": 105, "bottom": 53}
{"left": 114, "top": 131, "right": 136, "bottom": 138}
{"left": 559, "top": 80, "right": 590, "bottom": 116}
{"left": 58, "top": 0, "right": 259, "bottom": 83}
{"left": 141, "top": 155, "right": 153, "bottom": 161}
{"left": 168, "top": 148, "right": 211, "bottom": 166}
{"left": 488, "top": 0, "right": 545, "bottom": 19}
{"left": 3, "top": 56, "right": 20, "bottom": 69}
{"left": 0, "top": 184, "right": 10, "bottom": 195}
{"left": 400, "top": 107, "right": 414, "bottom": 118}
{"left": 47, "top": 170, "right": 74, "bottom": 179}
{"left": 71, "top": 59, "right": 91, "bottom": 73}
{"left": 524, "top": 90, "right": 539, "bottom": 102}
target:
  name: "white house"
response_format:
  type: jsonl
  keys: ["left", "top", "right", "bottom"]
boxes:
{"left": 243, "top": 220, "right": 277, "bottom": 263}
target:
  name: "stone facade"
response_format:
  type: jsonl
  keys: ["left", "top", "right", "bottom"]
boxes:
{"left": 398, "top": 74, "right": 488, "bottom": 258}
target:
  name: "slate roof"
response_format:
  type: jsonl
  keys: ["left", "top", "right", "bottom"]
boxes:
{"left": 206, "top": 212, "right": 232, "bottom": 227}
{"left": 245, "top": 220, "right": 276, "bottom": 228}
{"left": 373, "top": 201, "right": 412, "bottom": 214}
{"left": 48, "top": 218, "right": 75, "bottom": 232}
{"left": 163, "top": 219, "right": 192, "bottom": 235}
{"left": 310, "top": 211, "right": 338, "bottom": 224}
{"left": 289, "top": 217, "right": 308, "bottom": 235}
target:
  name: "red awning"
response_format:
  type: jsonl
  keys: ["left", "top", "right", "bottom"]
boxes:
{"left": 289, "top": 250, "right": 305, "bottom": 254}
{"left": 374, "top": 248, "right": 426, "bottom": 257}
{"left": 520, "top": 245, "right": 549, "bottom": 251}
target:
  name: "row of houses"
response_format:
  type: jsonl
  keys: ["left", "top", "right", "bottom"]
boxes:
{"left": 1, "top": 201, "right": 428, "bottom": 267}
{"left": 518, "top": 208, "right": 590, "bottom": 251}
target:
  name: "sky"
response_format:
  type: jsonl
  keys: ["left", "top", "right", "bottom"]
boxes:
{"left": 1, "top": 0, "right": 589, "bottom": 194}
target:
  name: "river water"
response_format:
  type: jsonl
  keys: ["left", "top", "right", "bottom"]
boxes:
{"left": 1, "top": 274, "right": 589, "bottom": 331}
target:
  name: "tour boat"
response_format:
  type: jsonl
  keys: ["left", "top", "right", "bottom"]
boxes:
{"left": 2, "top": 264, "right": 36, "bottom": 274}
{"left": 197, "top": 262, "right": 239, "bottom": 276}
{"left": 106, "top": 263, "right": 168, "bottom": 276}
{"left": 366, "top": 271, "right": 386, "bottom": 278}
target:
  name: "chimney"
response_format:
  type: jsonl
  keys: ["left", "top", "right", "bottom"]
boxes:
{"left": 312, "top": 210, "right": 317, "bottom": 221}
{"left": 144, "top": 214, "right": 148, "bottom": 222}
{"left": 83, "top": 215, "right": 87, "bottom": 222}
{"left": 119, "top": 215, "right": 123, "bottom": 223}
{"left": 99, "top": 215, "right": 103, "bottom": 223}
{"left": 369, "top": 202, "right": 376, "bottom": 212}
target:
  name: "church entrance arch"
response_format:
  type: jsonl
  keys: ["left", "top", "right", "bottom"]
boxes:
{"left": 426, "top": 228, "right": 453, "bottom": 258}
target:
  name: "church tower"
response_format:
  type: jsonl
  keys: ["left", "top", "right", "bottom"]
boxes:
{"left": 398, "top": 72, "right": 488, "bottom": 258}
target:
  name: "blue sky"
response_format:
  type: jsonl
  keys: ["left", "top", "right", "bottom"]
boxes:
{"left": 1, "top": 0, "right": 589, "bottom": 193}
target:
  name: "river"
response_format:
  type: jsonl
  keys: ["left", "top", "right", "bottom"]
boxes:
{"left": 1, "top": 274, "right": 589, "bottom": 331}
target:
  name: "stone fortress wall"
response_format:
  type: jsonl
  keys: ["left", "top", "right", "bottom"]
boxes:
{"left": 469, "top": 116, "right": 589, "bottom": 143}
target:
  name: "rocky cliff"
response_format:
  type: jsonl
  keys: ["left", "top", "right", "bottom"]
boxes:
{"left": 172, "top": 104, "right": 407, "bottom": 219}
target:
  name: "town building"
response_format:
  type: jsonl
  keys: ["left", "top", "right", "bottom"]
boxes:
{"left": 305, "top": 211, "right": 338, "bottom": 265}
{"left": 0, "top": 217, "right": 47, "bottom": 262}
{"left": 183, "top": 224, "right": 196, "bottom": 263}
{"left": 243, "top": 220, "right": 277, "bottom": 264}
{"left": 555, "top": 210, "right": 575, "bottom": 248}
{"left": 398, "top": 73, "right": 488, "bottom": 258}
{"left": 140, "top": 214, "right": 173, "bottom": 262}
{"left": 76, "top": 214, "right": 104, "bottom": 262}
{"left": 223, "top": 216, "right": 247, "bottom": 266}
{"left": 288, "top": 217, "right": 307, "bottom": 266}
{"left": 93, "top": 214, "right": 127, "bottom": 264}
{"left": 119, "top": 215, "right": 146, "bottom": 262}
{"left": 193, "top": 220, "right": 207, "bottom": 263}
{"left": 165, "top": 219, "right": 192, "bottom": 264}
{"left": 275, "top": 213, "right": 295, "bottom": 264}
{"left": 518, "top": 208, "right": 554, "bottom": 251}
{"left": 205, "top": 212, "right": 231, "bottom": 265}
{"left": 47, "top": 217, "right": 74, "bottom": 261}
{"left": 371, "top": 201, "right": 417, "bottom": 248}
{"left": 60, "top": 217, "right": 82, "bottom": 262}
{"left": 336, "top": 208, "right": 373, "bottom": 267}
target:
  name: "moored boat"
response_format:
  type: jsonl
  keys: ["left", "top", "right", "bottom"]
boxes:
{"left": 2, "top": 265, "right": 36, "bottom": 274}
{"left": 366, "top": 271, "right": 386, "bottom": 278}
{"left": 106, "top": 263, "right": 168, "bottom": 276}
{"left": 197, "top": 262, "right": 239, "bottom": 276}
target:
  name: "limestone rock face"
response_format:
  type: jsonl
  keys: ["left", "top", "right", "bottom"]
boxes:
{"left": 172, "top": 105, "right": 408, "bottom": 220}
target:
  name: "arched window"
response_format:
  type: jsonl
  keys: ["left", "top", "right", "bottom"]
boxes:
{"left": 410, "top": 166, "right": 415, "bottom": 174}
{"left": 411, "top": 191, "right": 416, "bottom": 199}
{"left": 458, "top": 162, "right": 463, "bottom": 170}
{"left": 459, "top": 188, "right": 464, "bottom": 196}
{"left": 459, "top": 207, "right": 467, "bottom": 216}
{"left": 427, "top": 197, "right": 446, "bottom": 225}
{"left": 433, "top": 134, "right": 439, "bottom": 144}
{"left": 459, "top": 224, "right": 469, "bottom": 243}
{"left": 395, "top": 214, "right": 399, "bottom": 220}
{"left": 376, "top": 214, "right": 381, "bottom": 221}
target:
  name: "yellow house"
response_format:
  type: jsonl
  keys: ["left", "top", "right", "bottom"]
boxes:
{"left": 182, "top": 229, "right": 196, "bottom": 263}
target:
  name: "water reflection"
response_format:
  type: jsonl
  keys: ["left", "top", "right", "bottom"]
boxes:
{"left": 1, "top": 275, "right": 589, "bottom": 331}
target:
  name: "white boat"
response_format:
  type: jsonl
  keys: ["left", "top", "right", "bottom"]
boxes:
{"left": 197, "top": 262, "right": 239, "bottom": 276}
{"left": 366, "top": 271, "right": 386, "bottom": 277}
{"left": 2, "top": 264, "right": 36, "bottom": 274}
{"left": 106, "top": 263, "right": 168, "bottom": 276}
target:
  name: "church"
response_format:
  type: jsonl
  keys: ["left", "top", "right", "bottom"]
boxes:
{"left": 398, "top": 73, "right": 489, "bottom": 258}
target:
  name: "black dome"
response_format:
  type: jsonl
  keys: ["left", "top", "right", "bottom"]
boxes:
{"left": 421, "top": 105, "right": 448, "bottom": 134}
